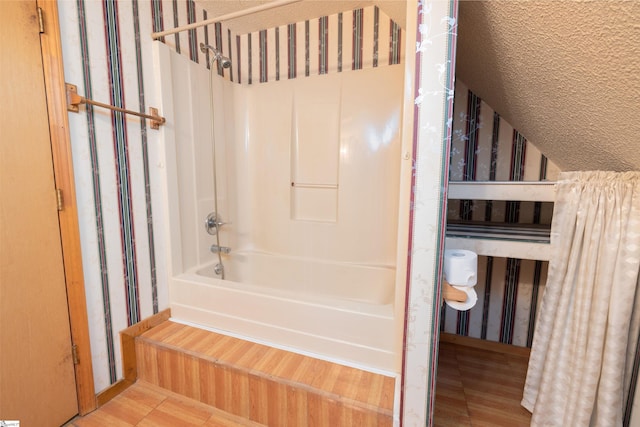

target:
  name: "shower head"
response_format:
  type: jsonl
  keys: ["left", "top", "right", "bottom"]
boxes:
{"left": 217, "top": 55, "right": 232, "bottom": 69}
{"left": 200, "top": 43, "right": 232, "bottom": 69}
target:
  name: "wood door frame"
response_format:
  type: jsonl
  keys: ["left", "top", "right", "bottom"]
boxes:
{"left": 38, "top": 0, "right": 96, "bottom": 414}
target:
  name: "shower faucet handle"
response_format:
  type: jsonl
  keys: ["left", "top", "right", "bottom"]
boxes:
{"left": 210, "top": 245, "right": 231, "bottom": 254}
{"left": 205, "top": 212, "right": 231, "bottom": 235}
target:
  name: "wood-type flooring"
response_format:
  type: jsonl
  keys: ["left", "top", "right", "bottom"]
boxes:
{"left": 65, "top": 380, "right": 263, "bottom": 427}
{"left": 135, "top": 321, "right": 394, "bottom": 425}
{"left": 434, "top": 339, "right": 532, "bottom": 426}
{"left": 68, "top": 325, "right": 532, "bottom": 426}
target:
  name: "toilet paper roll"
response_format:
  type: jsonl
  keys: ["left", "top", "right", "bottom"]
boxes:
{"left": 444, "top": 249, "right": 477, "bottom": 287}
{"left": 444, "top": 285, "right": 478, "bottom": 311}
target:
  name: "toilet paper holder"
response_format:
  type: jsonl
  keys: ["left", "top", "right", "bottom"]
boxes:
{"left": 442, "top": 280, "right": 468, "bottom": 302}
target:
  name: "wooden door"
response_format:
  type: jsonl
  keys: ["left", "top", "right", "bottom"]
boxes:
{"left": 0, "top": 1, "right": 79, "bottom": 425}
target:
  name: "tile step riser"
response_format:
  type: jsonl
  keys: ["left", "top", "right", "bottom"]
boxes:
{"left": 136, "top": 337, "right": 392, "bottom": 426}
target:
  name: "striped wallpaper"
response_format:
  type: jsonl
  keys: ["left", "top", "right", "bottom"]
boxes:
{"left": 232, "top": 6, "right": 401, "bottom": 84}
{"left": 443, "top": 80, "right": 560, "bottom": 347}
{"left": 153, "top": 3, "right": 402, "bottom": 84}
{"left": 58, "top": 0, "right": 402, "bottom": 393}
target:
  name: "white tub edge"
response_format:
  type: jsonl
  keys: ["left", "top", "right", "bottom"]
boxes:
{"left": 169, "top": 314, "right": 397, "bottom": 378}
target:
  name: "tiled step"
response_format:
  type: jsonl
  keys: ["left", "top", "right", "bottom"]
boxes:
{"left": 136, "top": 320, "right": 395, "bottom": 426}
{"left": 66, "top": 380, "right": 266, "bottom": 427}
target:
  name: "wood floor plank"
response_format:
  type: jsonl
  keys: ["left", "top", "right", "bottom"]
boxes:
{"left": 217, "top": 338, "right": 253, "bottom": 364}
{"left": 203, "top": 414, "right": 262, "bottom": 427}
{"left": 434, "top": 337, "right": 531, "bottom": 427}
{"left": 185, "top": 354, "right": 202, "bottom": 400}
{"left": 170, "top": 351, "right": 189, "bottom": 396}
{"left": 203, "top": 417, "right": 247, "bottom": 427}
{"left": 251, "top": 347, "right": 283, "bottom": 373}
{"left": 67, "top": 411, "right": 134, "bottom": 427}
{"left": 286, "top": 387, "right": 309, "bottom": 425}
{"left": 440, "top": 333, "right": 531, "bottom": 358}
{"left": 306, "top": 392, "right": 328, "bottom": 427}
{"left": 267, "top": 380, "right": 288, "bottom": 426}
{"left": 465, "top": 405, "right": 531, "bottom": 427}
{"left": 174, "top": 328, "right": 214, "bottom": 356}
{"left": 380, "top": 377, "right": 395, "bottom": 409}
{"left": 248, "top": 374, "right": 269, "bottom": 423}
{"left": 199, "top": 358, "right": 218, "bottom": 407}
{"left": 68, "top": 381, "right": 266, "bottom": 427}
{"left": 304, "top": 359, "right": 333, "bottom": 390}
{"left": 204, "top": 335, "right": 237, "bottom": 359}
{"left": 139, "top": 396, "right": 215, "bottom": 426}
{"left": 157, "top": 346, "right": 174, "bottom": 391}
{"left": 214, "top": 366, "right": 233, "bottom": 413}
{"left": 433, "top": 409, "right": 472, "bottom": 427}
{"left": 235, "top": 341, "right": 271, "bottom": 371}
{"left": 162, "top": 324, "right": 201, "bottom": 348}
{"left": 94, "top": 394, "right": 154, "bottom": 425}
{"left": 271, "top": 351, "right": 304, "bottom": 379}
{"left": 355, "top": 370, "right": 375, "bottom": 403}
{"left": 229, "top": 369, "right": 251, "bottom": 417}
{"left": 458, "top": 362, "right": 527, "bottom": 383}
{"left": 318, "top": 361, "right": 342, "bottom": 393}
{"left": 461, "top": 377, "right": 525, "bottom": 401}
{"left": 136, "top": 340, "right": 158, "bottom": 384}
{"left": 289, "top": 354, "right": 315, "bottom": 383}
{"left": 119, "top": 380, "right": 167, "bottom": 407}
{"left": 367, "top": 370, "right": 386, "bottom": 408}
{"left": 332, "top": 364, "right": 362, "bottom": 402}
{"left": 142, "top": 320, "right": 185, "bottom": 342}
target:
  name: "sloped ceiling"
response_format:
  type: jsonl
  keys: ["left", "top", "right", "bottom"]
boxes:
{"left": 456, "top": 1, "right": 640, "bottom": 172}
{"left": 195, "top": 1, "right": 639, "bottom": 172}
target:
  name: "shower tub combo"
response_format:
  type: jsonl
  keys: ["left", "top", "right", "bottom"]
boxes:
{"left": 172, "top": 251, "right": 395, "bottom": 369}
{"left": 155, "top": 39, "right": 406, "bottom": 373}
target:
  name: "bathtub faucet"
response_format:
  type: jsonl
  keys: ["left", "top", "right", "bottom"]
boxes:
{"left": 205, "top": 212, "right": 231, "bottom": 236}
{"left": 210, "top": 245, "right": 231, "bottom": 254}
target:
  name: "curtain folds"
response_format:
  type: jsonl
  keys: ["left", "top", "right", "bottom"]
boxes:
{"left": 522, "top": 171, "right": 640, "bottom": 426}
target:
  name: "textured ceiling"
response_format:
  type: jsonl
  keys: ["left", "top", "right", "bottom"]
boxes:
{"left": 456, "top": 1, "right": 640, "bottom": 172}
{"left": 195, "top": 0, "right": 406, "bottom": 34}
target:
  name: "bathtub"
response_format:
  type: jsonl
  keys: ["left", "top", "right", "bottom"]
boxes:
{"left": 170, "top": 250, "right": 396, "bottom": 372}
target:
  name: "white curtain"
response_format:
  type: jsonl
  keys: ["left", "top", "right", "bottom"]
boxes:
{"left": 522, "top": 171, "right": 640, "bottom": 426}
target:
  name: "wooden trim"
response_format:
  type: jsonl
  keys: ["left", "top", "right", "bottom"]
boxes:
{"left": 94, "top": 309, "right": 171, "bottom": 407}
{"left": 121, "top": 309, "right": 172, "bottom": 382}
{"left": 439, "top": 332, "right": 531, "bottom": 358}
{"left": 37, "top": 0, "right": 96, "bottom": 414}
{"left": 95, "top": 379, "right": 133, "bottom": 407}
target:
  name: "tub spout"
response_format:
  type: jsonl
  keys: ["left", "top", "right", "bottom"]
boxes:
{"left": 210, "top": 245, "right": 231, "bottom": 254}
{"left": 213, "top": 263, "right": 224, "bottom": 276}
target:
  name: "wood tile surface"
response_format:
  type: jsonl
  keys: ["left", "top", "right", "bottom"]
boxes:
{"left": 434, "top": 341, "right": 532, "bottom": 427}
{"left": 71, "top": 331, "right": 533, "bottom": 426}
{"left": 135, "top": 320, "right": 394, "bottom": 426}
{"left": 66, "top": 381, "right": 264, "bottom": 427}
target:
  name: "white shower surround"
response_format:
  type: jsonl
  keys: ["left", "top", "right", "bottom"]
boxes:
{"left": 155, "top": 41, "right": 406, "bottom": 372}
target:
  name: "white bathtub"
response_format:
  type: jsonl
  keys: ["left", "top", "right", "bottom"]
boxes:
{"left": 170, "top": 250, "right": 396, "bottom": 372}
